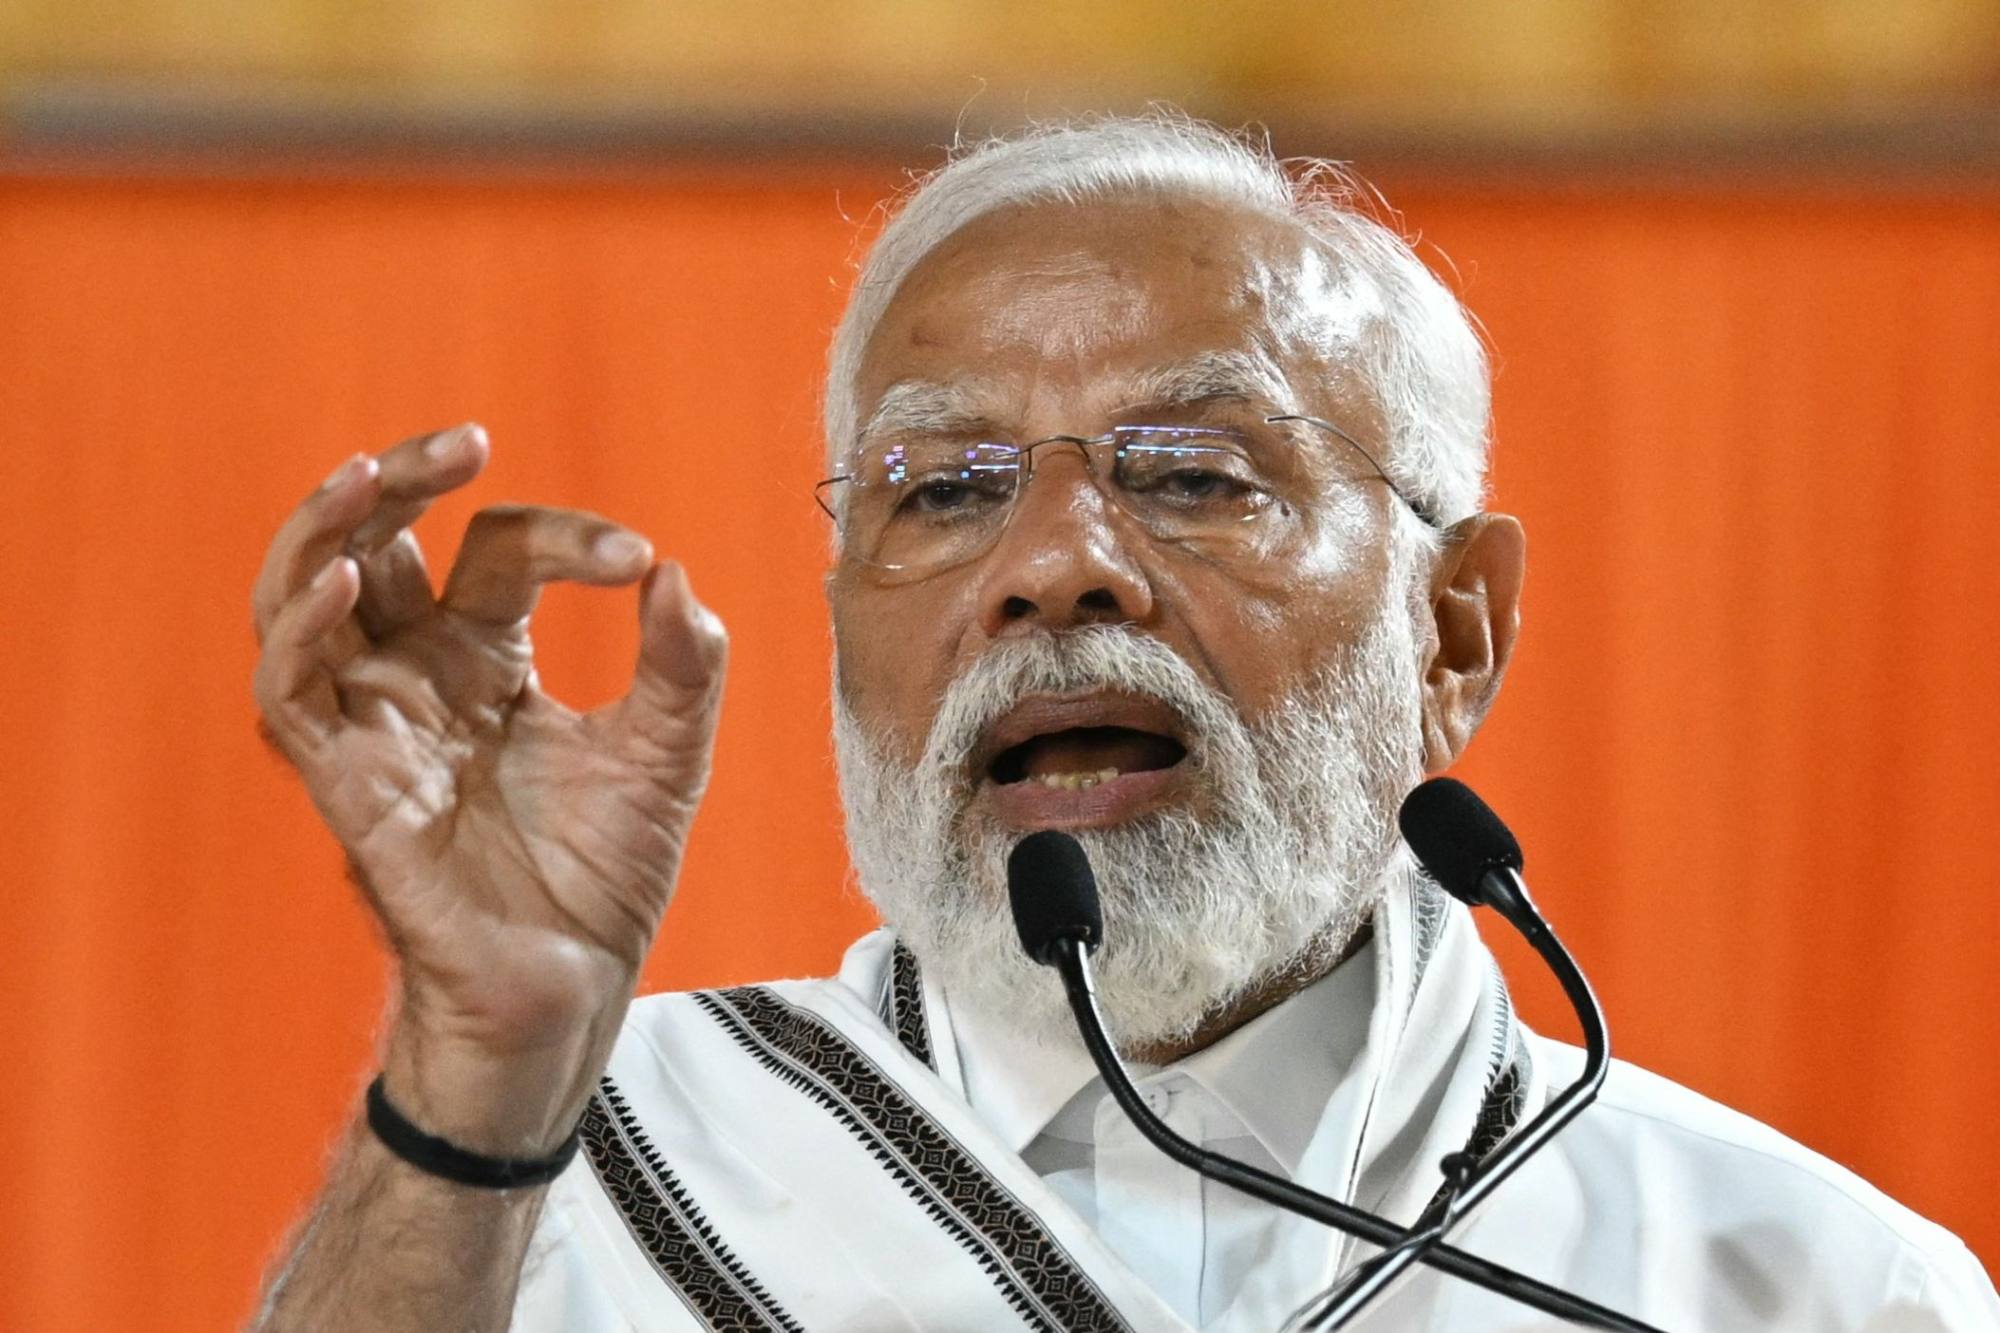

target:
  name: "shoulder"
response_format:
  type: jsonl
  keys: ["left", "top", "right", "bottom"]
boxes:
{"left": 1527, "top": 1036, "right": 1995, "bottom": 1316}
{"left": 1535, "top": 1037, "right": 1951, "bottom": 1247}
{"left": 516, "top": 935, "right": 910, "bottom": 1328}
{"left": 616, "top": 928, "right": 899, "bottom": 1060}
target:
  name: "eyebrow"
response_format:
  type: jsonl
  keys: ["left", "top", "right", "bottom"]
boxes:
{"left": 855, "top": 380, "right": 998, "bottom": 444}
{"left": 853, "top": 350, "right": 1298, "bottom": 448}
{"left": 1114, "top": 351, "right": 1295, "bottom": 418}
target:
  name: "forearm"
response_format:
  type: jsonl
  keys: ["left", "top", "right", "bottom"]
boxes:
{"left": 252, "top": 1120, "right": 549, "bottom": 1333}
{"left": 252, "top": 998, "right": 625, "bottom": 1333}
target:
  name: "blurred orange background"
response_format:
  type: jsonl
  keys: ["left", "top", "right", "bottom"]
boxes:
{"left": 5, "top": 3, "right": 2000, "bottom": 1327}
{"left": 2, "top": 162, "right": 1994, "bottom": 1330}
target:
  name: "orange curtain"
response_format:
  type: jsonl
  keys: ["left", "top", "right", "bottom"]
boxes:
{"left": 2, "top": 166, "right": 1993, "bottom": 1329}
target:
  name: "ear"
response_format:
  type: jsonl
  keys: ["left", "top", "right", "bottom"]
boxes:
{"left": 1418, "top": 513, "right": 1525, "bottom": 772}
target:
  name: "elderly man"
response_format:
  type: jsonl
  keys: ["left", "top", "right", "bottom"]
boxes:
{"left": 249, "top": 117, "right": 1996, "bottom": 1331}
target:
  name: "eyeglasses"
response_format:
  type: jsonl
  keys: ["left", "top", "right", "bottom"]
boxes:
{"left": 815, "top": 414, "right": 1438, "bottom": 580}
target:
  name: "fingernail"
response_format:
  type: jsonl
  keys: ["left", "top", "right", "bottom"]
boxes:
{"left": 322, "top": 454, "right": 367, "bottom": 490}
{"left": 595, "top": 532, "right": 650, "bottom": 566}
{"left": 657, "top": 564, "right": 723, "bottom": 687}
{"left": 426, "top": 422, "right": 484, "bottom": 459}
{"left": 311, "top": 555, "right": 350, "bottom": 590}
{"left": 672, "top": 564, "right": 717, "bottom": 632}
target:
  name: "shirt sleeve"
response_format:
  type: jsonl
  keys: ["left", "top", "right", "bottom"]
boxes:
{"left": 1864, "top": 1237, "right": 2000, "bottom": 1332}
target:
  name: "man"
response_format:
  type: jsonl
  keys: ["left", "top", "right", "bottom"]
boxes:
{"left": 249, "top": 116, "right": 1998, "bottom": 1331}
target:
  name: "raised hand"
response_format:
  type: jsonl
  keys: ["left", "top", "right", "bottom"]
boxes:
{"left": 251, "top": 424, "right": 727, "bottom": 1156}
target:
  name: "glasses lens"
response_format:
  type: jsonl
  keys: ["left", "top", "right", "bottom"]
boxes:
{"left": 844, "top": 439, "right": 1021, "bottom": 571}
{"left": 1109, "top": 427, "right": 1283, "bottom": 550}
{"left": 827, "top": 427, "right": 1298, "bottom": 575}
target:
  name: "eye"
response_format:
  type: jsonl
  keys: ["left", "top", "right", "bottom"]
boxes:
{"left": 892, "top": 465, "right": 1016, "bottom": 518}
{"left": 905, "top": 479, "right": 979, "bottom": 512}
{"left": 1114, "top": 437, "right": 1269, "bottom": 511}
{"left": 1155, "top": 467, "right": 1248, "bottom": 502}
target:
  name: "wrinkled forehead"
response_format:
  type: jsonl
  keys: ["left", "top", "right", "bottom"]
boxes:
{"left": 848, "top": 197, "right": 1389, "bottom": 449}
{"left": 861, "top": 349, "right": 1304, "bottom": 439}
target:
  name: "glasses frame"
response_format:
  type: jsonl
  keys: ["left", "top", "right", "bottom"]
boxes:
{"left": 814, "top": 411, "right": 1442, "bottom": 575}
{"left": 1262, "top": 414, "right": 1441, "bottom": 528}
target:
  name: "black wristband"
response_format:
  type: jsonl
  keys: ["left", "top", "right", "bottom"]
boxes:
{"left": 364, "top": 1075, "right": 582, "bottom": 1189}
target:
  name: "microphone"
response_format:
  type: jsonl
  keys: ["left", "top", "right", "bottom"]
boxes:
{"left": 1295, "top": 778, "right": 1614, "bottom": 1328}
{"left": 1399, "top": 776, "right": 1536, "bottom": 938}
{"left": 1005, "top": 832, "right": 1659, "bottom": 1333}
{"left": 1009, "top": 829, "right": 1103, "bottom": 964}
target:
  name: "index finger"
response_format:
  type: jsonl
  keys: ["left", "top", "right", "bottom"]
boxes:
{"left": 345, "top": 422, "right": 490, "bottom": 557}
{"left": 250, "top": 423, "right": 486, "bottom": 640}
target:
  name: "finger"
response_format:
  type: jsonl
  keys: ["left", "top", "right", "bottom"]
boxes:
{"left": 354, "top": 530, "right": 434, "bottom": 640}
{"left": 600, "top": 561, "right": 729, "bottom": 756}
{"left": 250, "top": 425, "right": 488, "bottom": 643}
{"left": 438, "top": 505, "right": 654, "bottom": 626}
{"left": 640, "top": 562, "right": 728, "bottom": 692}
{"left": 251, "top": 453, "right": 381, "bottom": 641}
{"left": 252, "top": 555, "right": 361, "bottom": 757}
{"left": 344, "top": 422, "right": 490, "bottom": 558}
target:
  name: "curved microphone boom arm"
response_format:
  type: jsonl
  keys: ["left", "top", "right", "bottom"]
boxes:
{"left": 1301, "top": 865, "right": 1611, "bottom": 1328}
{"left": 1009, "top": 829, "right": 1662, "bottom": 1333}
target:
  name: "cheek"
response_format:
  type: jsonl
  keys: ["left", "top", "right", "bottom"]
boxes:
{"left": 1294, "top": 488, "right": 1398, "bottom": 584}
{"left": 1184, "top": 496, "right": 1397, "bottom": 705}
{"left": 830, "top": 583, "right": 963, "bottom": 761}
{"left": 1241, "top": 489, "right": 1394, "bottom": 610}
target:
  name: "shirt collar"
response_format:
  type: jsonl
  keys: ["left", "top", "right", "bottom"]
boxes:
{"left": 947, "top": 980, "right": 1104, "bottom": 1156}
{"left": 942, "top": 931, "right": 1379, "bottom": 1176}
{"left": 1172, "top": 931, "right": 1376, "bottom": 1172}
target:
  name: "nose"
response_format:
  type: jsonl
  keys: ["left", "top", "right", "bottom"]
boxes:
{"left": 971, "top": 448, "right": 1156, "bottom": 638}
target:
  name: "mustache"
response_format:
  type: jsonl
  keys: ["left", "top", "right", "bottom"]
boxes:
{"left": 915, "top": 626, "right": 1235, "bottom": 786}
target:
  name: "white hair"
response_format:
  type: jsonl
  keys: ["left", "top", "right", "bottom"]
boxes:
{"left": 824, "top": 112, "right": 1493, "bottom": 527}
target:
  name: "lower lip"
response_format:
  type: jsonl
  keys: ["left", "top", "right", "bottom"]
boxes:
{"left": 979, "top": 765, "right": 1184, "bottom": 830}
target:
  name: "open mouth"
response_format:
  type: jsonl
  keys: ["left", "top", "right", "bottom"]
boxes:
{"left": 987, "top": 725, "right": 1188, "bottom": 790}
{"left": 970, "top": 694, "right": 1192, "bottom": 828}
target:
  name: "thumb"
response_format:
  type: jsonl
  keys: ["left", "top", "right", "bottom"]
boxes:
{"left": 605, "top": 560, "right": 728, "bottom": 756}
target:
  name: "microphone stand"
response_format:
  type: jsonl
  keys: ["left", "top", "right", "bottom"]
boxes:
{"left": 1297, "top": 865, "right": 1611, "bottom": 1329}
{"left": 1049, "top": 935, "right": 1662, "bottom": 1332}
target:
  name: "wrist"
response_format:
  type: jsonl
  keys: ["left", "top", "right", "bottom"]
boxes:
{"left": 365, "top": 1075, "right": 581, "bottom": 1188}
{"left": 380, "top": 999, "right": 627, "bottom": 1159}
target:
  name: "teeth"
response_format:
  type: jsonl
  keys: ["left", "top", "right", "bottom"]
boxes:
{"left": 1033, "top": 768, "right": 1122, "bottom": 791}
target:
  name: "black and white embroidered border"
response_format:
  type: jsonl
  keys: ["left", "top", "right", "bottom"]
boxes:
{"left": 1409, "top": 877, "right": 1452, "bottom": 988}
{"left": 698, "top": 985, "right": 1135, "bottom": 1333}
{"left": 1420, "top": 992, "right": 1534, "bottom": 1216}
{"left": 1461, "top": 1043, "right": 1531, "bottom": 1167}
{"left": 580, "top": 1080, "right": 804, "bottom": 1333}
{"left": 888, "top": 941, "right": 935, "bottom": 1070}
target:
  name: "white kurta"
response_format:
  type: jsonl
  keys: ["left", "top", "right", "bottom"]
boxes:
{"left": 511, "top": 886, "right": 1998, "bottom": 1331}
{"left": 964, "top": 933, "right": 1379, "bottom": 1326}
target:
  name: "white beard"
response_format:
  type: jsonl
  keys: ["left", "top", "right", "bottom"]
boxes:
{"left": 833, "top": 600, "right": 1425, "bottom": 1050}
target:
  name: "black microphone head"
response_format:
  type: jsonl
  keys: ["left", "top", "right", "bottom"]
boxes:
{"left": 1398, "top": 777, "right": 1523, "bottom": 906}
{"left": 1007, "top": 830, "right": 1103, "bottom": 965}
